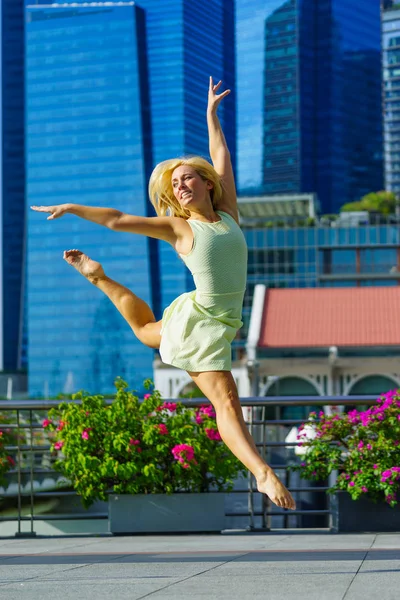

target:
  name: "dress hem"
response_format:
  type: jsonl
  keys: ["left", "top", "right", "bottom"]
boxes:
{"left": 160, "top": 356, "right": 231, "bottom": 372}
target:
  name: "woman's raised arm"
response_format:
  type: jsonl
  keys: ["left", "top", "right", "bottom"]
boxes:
{"left": 30, "top": 203, "right": 183, "bottom": 245}
{"left": 207, "top": 77, "right": 238, "bottom": 222}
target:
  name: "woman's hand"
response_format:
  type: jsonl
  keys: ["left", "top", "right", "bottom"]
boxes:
{"left": 31, "top": 204, "right": 70, "bottom": 220}
{"left": 207, "top": 76, "right": 230, "bottom": 114}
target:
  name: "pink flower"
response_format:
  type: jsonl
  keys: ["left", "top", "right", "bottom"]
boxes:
{"left": 205, "top": 427, "right": 222, "bottom": 441}
{"left": 195, "top": 414, "right": 204, "bottom": 424}
{"left": 171, "top": 444, "right": 196, "bottom": 468}
{"left": 42, "top": 419, "right": 52, "bottom": 428}
{"left": 366, "top": 443, "right": 372, "bottom": 450}
{"left": 358, "top": 441, "right": 364, "bottom": 450}
{"left": 349, "top": 482, "right": 355, "bottom": 487}
{"left": 162, "top": 402, "right": 177, "bottom": 412}
{"left": 54, "top": 440, "right": 64, "bottom": 450}
{"left": 373, "top": 464, "right": 378, "bottom": 469}
{"left": 144, "top": 393, "right": 152, "bottom": 399}
{"left": 156, "top": 424, "right": 169, "bottom": 435}
{"left": 361, "top": 486, "right": 368, "bottom": 493}
{"left": 56, "top": 421, "right": 66, "bottom": 432}
{"left": 128, "top": 438, "right": 142, "bottom": 451}
{"left": 200, "top": 405, "right": 216, "bottom": 419}
{"left": 81, "top": 427, "right": 92, "bottom": 440}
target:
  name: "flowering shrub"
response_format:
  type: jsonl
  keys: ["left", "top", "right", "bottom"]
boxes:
{"left": 293, "top": 390, "right": 400, "bottom": 507}
{"left": 43, "top": 378, "right": 245, "bottom": 508}
{"left": 0, "top": 413, "right": 21, "bottom": 484}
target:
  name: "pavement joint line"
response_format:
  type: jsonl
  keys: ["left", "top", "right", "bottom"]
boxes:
{"left": 133, "top": 552, "right": 252, "bottom": 600}
{"left": 0, "top": 547, "right": 399, "bottom": 558}
{"left": 341, "top": 533, "right": 376, "bottom": 600}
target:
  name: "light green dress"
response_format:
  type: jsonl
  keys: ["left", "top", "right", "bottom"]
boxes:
{"left": 160, "top": 210, "right": 248, "bottom": 371}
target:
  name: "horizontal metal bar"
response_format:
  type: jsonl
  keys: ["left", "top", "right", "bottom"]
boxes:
{"left": 226, "top": 510, "right": 331, "bottom": 517}
{"left": 0, "top": 514, "right": 108, "bottom": 522}
{"left": 0, "top": 395, "right": 380, "bottom": 411}
{"left": 0, "top": 487, "right": 330, "bottom": 499}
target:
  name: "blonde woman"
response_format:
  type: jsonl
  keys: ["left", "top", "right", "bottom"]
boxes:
{"left": 31, "top": 78, "right": 296, "bottom": 510}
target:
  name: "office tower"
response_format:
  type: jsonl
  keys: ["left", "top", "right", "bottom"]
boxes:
{"left": 26, "top": 3, "right": 154, "bottom": 396}
{"left": 383, "top": 4, "right": 400, "bottom": 193}
{"left": 1, "top": 1, "right": 25, "bottom": 371}
{"left": 236, "top": 0, "right": 383, "bottom": 213}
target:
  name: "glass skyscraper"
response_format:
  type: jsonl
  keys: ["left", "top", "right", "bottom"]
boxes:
{"left": 236, "top": 0, "right": 384, "bottom": 213}
{"left": 26, "top": 3, "right": 154, "bottom": 396}
{"left": 1, "top": 1, "right": 25, "bottom": 371}
{"left": 383, "top": 5, "right": 400, "bottom": 193}
{"left": 25, "top": 1, "right": 235, "bottom": 396}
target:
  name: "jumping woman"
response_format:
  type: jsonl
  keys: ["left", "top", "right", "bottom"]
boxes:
{"left": 32, "top": 77, "right": 296, "bottom": 510}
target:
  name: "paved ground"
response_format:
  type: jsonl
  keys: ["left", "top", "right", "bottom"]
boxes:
{"left": 0, "top": 531, "right": 399, "bottom": 599}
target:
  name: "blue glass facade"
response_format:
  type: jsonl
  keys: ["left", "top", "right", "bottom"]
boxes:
{"left": 1, "top": 0, "right": 25, "bottom": 371}
{"left": 26, "top": 4, "right": 154, "bottom": 396}
{"left": 383, "top": 7, "right": 400, "bottom": 192}
{"left": 236, "top": 0, "right": 383, "bottom": 213}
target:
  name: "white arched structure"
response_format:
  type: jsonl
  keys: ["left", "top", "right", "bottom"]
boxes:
{"left": 344, "top": 373, "right": 400, "bottom": 396}
{"left": 260, "top": 374, "right": 323, "bottom": 397}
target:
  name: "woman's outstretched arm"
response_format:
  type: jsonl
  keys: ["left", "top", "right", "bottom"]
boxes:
{"left": 30, "top": 203, "right": 186, "bottom": 246}
{"left": 207, "top": 76, "right": 238, "bottom": 222}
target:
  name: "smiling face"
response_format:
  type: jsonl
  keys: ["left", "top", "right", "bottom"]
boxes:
{"left": 171, "top": 165, "right": 213, "bottom": 211}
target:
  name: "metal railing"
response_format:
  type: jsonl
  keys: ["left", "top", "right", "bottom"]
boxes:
{"left": 0, "top": 395, "right": 379, "bottom": 537}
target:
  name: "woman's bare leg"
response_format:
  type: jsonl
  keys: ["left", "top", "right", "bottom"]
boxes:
{"left": 188, "top": 370, "right": 296, "bottom": 510}
{"left": 63, "top": 249, "right": 162, "bottom": 349}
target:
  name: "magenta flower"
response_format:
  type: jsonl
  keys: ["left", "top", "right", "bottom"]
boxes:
{"left": 144, "top": 393, "right": 152, "bottom": 399}
{"left": 349, "top": 482, "right": 355, "bottom": 487}
{"left": 162, "top": 402, "right": 177, "bottom": 412}
{"left": 156, "top": 424, "right": 169, "bottom": 435}
{"left": 199, "top": 405, "right": 216, "bottom": 419}
{"left": 361, "top": 486, "right": 368, "bottom": 493}
{"left": 171, "top": 444, "right": 196, "bottom": 468}
{"left": 54, "top": 440, "right": 64, "bottom": 450}
{"left": 81, "top": 427, "right": 92, "bottom": 440}
{"left": 42, "top": 419, "right": 52, "bottom": 428}
{"left": 195, "top": 413, "right": 204, "bottom": 424}
{"left": 205, "top": 427, "right": 222, "bottom": 441}
{"left": 56, "top": 420, "right": 66, "bottom": 432}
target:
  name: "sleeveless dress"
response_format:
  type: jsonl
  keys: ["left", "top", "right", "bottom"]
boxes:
{"left": 159, "top": 210, "right": 248, "bottom": 371}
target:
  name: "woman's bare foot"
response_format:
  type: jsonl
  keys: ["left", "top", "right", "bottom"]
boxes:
{"left": 63, "top": 249, "right": 105, "bottom": 284}
{"left": 256, "top": 469, "right": 296, "bottom": 510}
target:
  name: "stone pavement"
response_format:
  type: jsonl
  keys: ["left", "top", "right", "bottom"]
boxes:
{"left": 0, "top": 531, "right": 399, "bottom": 599}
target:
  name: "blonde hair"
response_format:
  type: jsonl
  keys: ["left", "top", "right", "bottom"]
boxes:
{"left": 148, "top": 156, "right": 223, "bottom": 218}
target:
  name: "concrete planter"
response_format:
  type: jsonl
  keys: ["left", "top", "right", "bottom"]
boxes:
{"left": 333, "top": 492, "right": 400, "bottom": 532}
{"left": 108, "top": 493, "right": 225, "bottom": 534}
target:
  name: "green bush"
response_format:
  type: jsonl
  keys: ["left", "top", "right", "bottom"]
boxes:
{"left": 43, "top": 378, "right": 245, "bottom": 508}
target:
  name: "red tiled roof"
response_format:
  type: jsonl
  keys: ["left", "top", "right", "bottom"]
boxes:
{"left": 258, "top": 287, "right": 400, "bottom": 348}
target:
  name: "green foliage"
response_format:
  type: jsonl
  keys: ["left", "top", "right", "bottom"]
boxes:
{"left": 340, "top": 191, "right": 397, "bottom": 215}
{"left": 43, "top": 377, "right": 246, "bottom": 508}
{"left": 292, "top": 390, "right": 400, "bottom": 507}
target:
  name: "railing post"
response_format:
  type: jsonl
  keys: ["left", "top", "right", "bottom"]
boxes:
{"left": 14, "top": 409, "right": 36, "bottom": 538}
{"left": 247, "top": 405, "right": 255, "bottom": 531}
